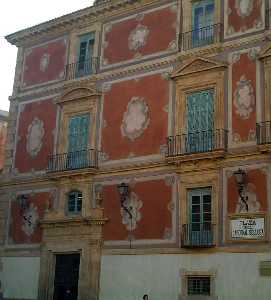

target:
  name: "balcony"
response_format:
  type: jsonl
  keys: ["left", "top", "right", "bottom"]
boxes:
{"left": 166, "top": 129, "right": 228, "bottom": 163}
{"left": 181, "top": 223, "right": 215, "bottom": 248}
{"left": 47, "top": 149, "right": 99, "bottom": 174}
{"left": 180, "top": 23, "right": 222, "bottom": 51}
{"left": 256, "top": 121, "right": 271, "bottom": 152}
{"left": 65, "top": 58, "right": 99, "bottom": 81}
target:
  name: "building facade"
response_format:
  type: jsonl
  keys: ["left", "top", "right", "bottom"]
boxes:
{"left": 0, "top": 111, "right": 8, "bottom": 172}
{"left": 1, "top": 0, "right": 271, "bottom": 299}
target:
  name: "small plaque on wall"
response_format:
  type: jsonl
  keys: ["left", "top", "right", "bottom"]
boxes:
{"left": 230, "top": 217, "right": 265, "bottom": 240}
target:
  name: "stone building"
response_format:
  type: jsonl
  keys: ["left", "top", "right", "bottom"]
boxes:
{"left": 0, "top": 111, "right": 8, "bottom": 172}
{"left": 1, "top": 0, "right": 271, "bottom": 299}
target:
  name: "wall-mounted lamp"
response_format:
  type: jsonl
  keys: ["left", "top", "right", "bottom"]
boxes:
{"left": 117, "top": 182, "right": 132, "bottom": 219}
{"left": 18, "top": 194, "right": 29, "bottom": 212}
{"left": 233, "top": 168, "right": 248, "bottom": 212}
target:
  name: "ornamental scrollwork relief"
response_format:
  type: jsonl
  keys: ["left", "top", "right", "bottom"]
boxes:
{"left": 233, "top": 75, "right": 255, "bottom": 119}
{"left": 128, "top": 24, "right": 150, "bottom": 51}
{"left": 39, "top": 53, "right": 50, "bottom": 72}
{"left": 235, "top": 0, "right": 254, "bottom": 18}
{"left": 22, "top": 203, "right": 39, "bottom": 236}
{"left": 26, "top": 117, "right": 45, "bottom": 157}
{"left": 235, "top": 182, "right": 261, "bottom": 213}
{"left": 121, "top": 97, "right": 150, "bottom": 141}
{"left": 121, "top": 191, "right": 143, "bottom": 231}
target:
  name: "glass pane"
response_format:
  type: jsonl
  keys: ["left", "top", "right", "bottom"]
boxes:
{"left": 192, "top": 205, "right": 200, "bottom": 213}
{"left": 68, "top": 202, "right": 75, "bottom": 212}
{"left": 188, "top": 277, "right": 211, "bottom": 296}
{"left": 203, "top": 213, "right": 212, "bottom": 222}
{"left": 203, "top": 203, "right": 211, "bottom": 213}
{"left": 192, "top": 214, "right": 200, "bottom": 223}
{"left": 203, "top": 194, "right": 211, "bottom": 203}
{"left": 191, "top": 195, "right": 200, "bottom": 205}
{"left": 76, "top": 199, "right": 82, "bottom": 212}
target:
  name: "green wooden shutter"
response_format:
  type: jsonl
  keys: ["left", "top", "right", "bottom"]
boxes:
{"left": 186, "top": 89, "right": 214, "bottom": 152}
{"left": 68, "top": 114, "right": 90, "bottom": 169}
{"left": 68, "top": 114, "right": 90, "bottom": 153}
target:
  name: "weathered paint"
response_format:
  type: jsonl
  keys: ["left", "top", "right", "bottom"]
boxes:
{"left": 1, "top": 257, "right": 40, "bottom": 299}
{"left": 9, "top": 191, "right": 53, "bottom": 244}
{"left": 15, "top": 98, "right": 57, "bottom": 173}
{"left": 102, "top": 73, "right": 169, "bottom": 161}
{"left": 231, "top": 50, "right": 257, "bottom": 144}
{"left": 225, "top": 0, "right": 265, "bottom": 38}
{"left": 102, "top": 4, "right": 177, "bottom": 67}
{"left": 22, "top": 38, "right": 67, "bottom": 88}
{"left": 0, "top": 121, "right": 7, "bottom": 170}
{"left": 103, "top": 179, "right": 173, "bottom": 242}
{"left": 227, "top": 168, "right": 268, "bottom": 214}
{"left": 99, "top": 253, "right": 271, "bottom": 300}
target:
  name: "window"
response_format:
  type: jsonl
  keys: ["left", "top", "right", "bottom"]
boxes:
{"left": 187, "top": 276, "right": 211, "bottom": 296}
{"left": 183, "top": 188, "right": 213, "bottom": 247}
{"left": 68, "top": 114, "right": 91, "bottom": 169}
{"left": 68, "top": 191, "right": 82, "bottom": 214}
{"left": 76, "top": 32, "right": 95, "bottom": 77}
{"left": 192, "top": 0, "right": 215, "bottom": 47}
{"left": 186, "top": 89, "right": 214, "bottom": 153}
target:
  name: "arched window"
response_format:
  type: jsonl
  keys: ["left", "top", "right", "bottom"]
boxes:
{"left": 68, "top": 191, "right": 82, "bottom": 214}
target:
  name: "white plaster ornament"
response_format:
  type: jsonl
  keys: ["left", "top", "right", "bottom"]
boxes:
{"left": 235, "top": 0, "right": 254, "bottom": 18}
{"left": 22, "top": 203, "right": 39, "bottom": 237}
{"left": 121, "top": 192, "right": 143, "bottom": 231}
{"left": 128, "top": 24, "right": 150, "bottom": 51}
{"left": 235, "top": 182, "right": 261, "bottom": 213}
{"left": 233, "top": 75, "right": 255, "bottom": 119}
{"left": 121, "top": 97, "right": 150, "bottom": 141}
{"left": 26, "top": 118, "right": 45, "bottom": 157}
{"left": 39, "top": 53, "right": 50, "bottom": 72}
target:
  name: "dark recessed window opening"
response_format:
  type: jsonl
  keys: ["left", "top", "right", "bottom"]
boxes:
{"left": 187, "top": 276, "right": 211, "bottom": 296}
{"left": 68, "top": 191, "right": 82, "bottom": 214}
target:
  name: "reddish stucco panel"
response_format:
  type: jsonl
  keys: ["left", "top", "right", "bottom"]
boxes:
{"left": 227, "top": 0, "right": 262, "bottom": 34}
{"left": 22, "top": 38, "right": 67, "bottom": 87}
{"left": 0, "top": 122, "right": 7, "bottom": 170}
{"left": 15, "top": 99, "right": 57, "bottom": 173}
{"left": 232, "top": 52, "right": 256, "bottom": 142}
{"left": 103, "top": 6, "right": 177, "bottom": 65}
{"left": 103, "top": 179, "right": 172, "bottom": 241}
{"left": 102, "top": 74, "right": 169, "bottom": 160}
{"left": 10, "top": 192, "right": 52, "bottom": 244}
{"left": 227, "top": 169, "right": 268, "bottom": 214}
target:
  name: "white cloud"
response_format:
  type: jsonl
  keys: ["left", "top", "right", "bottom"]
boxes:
{"left": 0, "top": 0, "right": 94, "bottom": 111}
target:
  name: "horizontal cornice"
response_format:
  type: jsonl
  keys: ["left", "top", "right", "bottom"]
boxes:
{"left": 5, "top": 0, "right": 156, "bottom": 47}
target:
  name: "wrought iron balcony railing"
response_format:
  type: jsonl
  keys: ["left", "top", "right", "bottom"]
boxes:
{"left": 180, "top": 23, "right": 222, "bottom": 51}
{"left": 182, "top": 223, "right": 215, "bottom": 248}
{"left": 47, "top": 149, "right": 99, "bottom": 173}
{"left": 166, "top": 129, "right": 228, "bottom": 158}
{"left": 256, "top": 121, "right": 271, "bottom": 145}
{"left": 65, "top": 58, "right": 99, "bottom": 80}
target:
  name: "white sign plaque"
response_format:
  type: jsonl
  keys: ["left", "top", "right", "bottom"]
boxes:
{"left": 231, "top": 217, "right": 265, "bottom": 240}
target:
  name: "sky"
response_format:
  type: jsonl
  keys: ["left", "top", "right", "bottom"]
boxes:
{"left": 0, "top": 0, "right": 94, "bottom": 112}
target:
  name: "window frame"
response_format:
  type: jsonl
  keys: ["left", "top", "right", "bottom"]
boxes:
{"left": 181, "top": 269, "right": 217, "bottom": 299}
{"left": 181, "top": 0, "right": 221, "bottom": 52}
{"left": 67, "top": 190, "right": 83, "bottom": 215}
{"left": 187, "top": 275, "right": 211, "bottom": 296}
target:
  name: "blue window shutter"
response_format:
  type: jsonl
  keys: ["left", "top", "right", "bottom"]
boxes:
{"left": 68, "top": 114, "right": 90, "bottom": 153}
{"left": 77, "top": 32, "right": 95, "bottom": 76}
{"left": 192, "top": 0, "right": 214, "bottom": 29}
{"left": 186, "top": 89, "right": 214, "bottom": 152}
{"left": 192, "top": 0, "right": 214, "bottom": 47}
{"left": 187, "top": 89, "right": 214, "bottom": 133}
{"left": 78, "top": 33, "right": 95, "bottom": 62}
